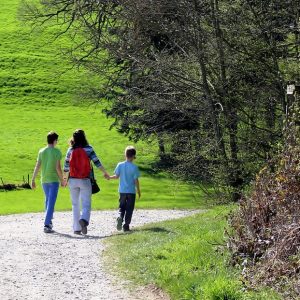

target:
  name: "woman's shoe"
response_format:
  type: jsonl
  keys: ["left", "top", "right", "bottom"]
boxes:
{"left": 79, "top": 219, "right": 88, "bottom": 235}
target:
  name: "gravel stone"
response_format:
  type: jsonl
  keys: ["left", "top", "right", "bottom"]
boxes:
{"left": 0, "top": 209, "right": 200, "bottom": 300}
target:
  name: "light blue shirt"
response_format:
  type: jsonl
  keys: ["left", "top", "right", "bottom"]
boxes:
{"left": 114, "top": 161, "right": 140, "bottom": 194}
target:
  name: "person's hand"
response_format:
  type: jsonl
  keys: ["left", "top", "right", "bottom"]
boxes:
{"left": 104, "top": 173, "right": 110, "bottom": 180}
{"left": 137, "top": 190, "right": 141, "bottom": 199}
{"left": 62, "top": 179, "right": 68, "bottom": 187}
{"left": 31, "top": 180, "right": 36, "bottom": 190}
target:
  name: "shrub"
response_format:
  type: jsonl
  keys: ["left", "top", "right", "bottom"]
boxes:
{"left": 228, "top": 103, "right": 300, "bottom": 298}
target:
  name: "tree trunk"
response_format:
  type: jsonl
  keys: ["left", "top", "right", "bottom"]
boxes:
{"left": 211, "top": 0, "right": 243, "bottom": 200}
{"left": 157, "top": 133, "right": 166, "bottom": 160}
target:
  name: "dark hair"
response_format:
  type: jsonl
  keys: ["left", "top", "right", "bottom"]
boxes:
{"left": 70, "top": 129, "right": 89, "bottom": 148}
{"left": 125, "top": 146, "right": 136, "bottom": 159}
{"left": 47, "top": 131, "right": 59, "bottom": 144}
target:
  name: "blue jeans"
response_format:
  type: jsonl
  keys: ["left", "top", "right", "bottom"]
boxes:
{"left": 42, "top": 182, "right": 59, "bottom": 226}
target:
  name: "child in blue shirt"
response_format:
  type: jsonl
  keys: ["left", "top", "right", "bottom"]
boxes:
{"left": 109, "top": 146, "right": 141, "bottom": 231}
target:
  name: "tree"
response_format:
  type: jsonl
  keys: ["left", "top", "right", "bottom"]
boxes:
{"left": 22, "top": 0, "right": 300, "bottom": 200}
{"left": 228, "top": 87, "right": 300, "bottom": 296}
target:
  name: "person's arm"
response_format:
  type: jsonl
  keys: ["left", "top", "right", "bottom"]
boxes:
{"left": 31, "top": 160, "right": 41, "bottom": 189}
{"left": 62, "top": 148, "right": 71, "bottom": 186}
{"left": 88, "top": 146, "right": 110, "bottom": 179}
{"left": 109, "top": 164, "right": 120, "bottom": 180}
{"left": 62, "top": 171, "right": 69, "bottom": 187}
{"left": 135, "top": 179, "right": 141, "bottom": 199}
{"left": 98, "top": 165, "right": 110, "bottom": 179}
{"left": 135, "top": 166, "right": 141, "bottom": 198}
{"left": 56, "top": 160, "right": 64, "bottom": 186}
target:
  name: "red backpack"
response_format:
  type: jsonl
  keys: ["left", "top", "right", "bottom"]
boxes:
{"left": 69, "top": 148, "right": 91, "bottom": 178}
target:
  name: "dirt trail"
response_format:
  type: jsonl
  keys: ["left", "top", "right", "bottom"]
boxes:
{"left": 0, "top": 209, "right": 200, "bottom": 300}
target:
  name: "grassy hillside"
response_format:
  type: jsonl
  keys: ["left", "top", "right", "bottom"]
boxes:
{"left": 0, "top": 0, "right": 205, "bottom": 214}
{"left": 0, "top": 1, "right": 87, "bottom": 106}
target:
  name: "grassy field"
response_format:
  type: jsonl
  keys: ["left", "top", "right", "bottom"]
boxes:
{"left": 0, "top": 0, "right": 206, "bottom": 214}
{"left": 105, "top": 206, "right": 282, "bottom": 300}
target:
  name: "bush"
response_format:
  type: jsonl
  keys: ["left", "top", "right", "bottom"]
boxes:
{"left": 228, "top": 104, "right": 300, "bottom": 298}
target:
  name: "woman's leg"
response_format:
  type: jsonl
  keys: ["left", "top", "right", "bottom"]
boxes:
{"left": 69, "top": 179, "right": 81, "bottom": 231}
{"left": 44, "top": 182, "right": 59, "bottom": 226}
{"left": 80, "top": 179, "right": 92, "bottom": 225}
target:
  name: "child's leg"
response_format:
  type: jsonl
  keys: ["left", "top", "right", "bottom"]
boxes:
{"left": 44, "top": 182, "right": 59, "bottom": 226}
{"left": 69, "top": 179, "right": 81, "bottom": 232}
{"left": 124, "top": 193, "right": 136, "bottom": 227}
{"left": 118, "top": 193, "right": 127, "bottom": 221}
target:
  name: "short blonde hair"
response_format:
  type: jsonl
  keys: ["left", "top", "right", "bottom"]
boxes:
{"left": 125, "top": 146, "right": 136, "bottom": 158}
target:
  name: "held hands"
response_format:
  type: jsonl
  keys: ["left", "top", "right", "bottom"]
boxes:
{"left": 61, "top": 179, "right": 68, "bottom": 187}
{"left": 104, "top": 172, "right": 110, "bottom": 180}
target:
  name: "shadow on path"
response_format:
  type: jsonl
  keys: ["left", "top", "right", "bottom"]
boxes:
{"left": 47, "top": 226, "right": 173, "bottom": 240}
{"left": 51, "top": 231, "right": 114, "bottom": 240}
{"left": 135, "top": 227, "right": 172, "bottom": 234}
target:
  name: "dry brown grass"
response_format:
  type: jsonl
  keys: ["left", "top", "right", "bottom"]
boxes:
{"left": 228, "top": 108, "right": 300, "bottom": 298}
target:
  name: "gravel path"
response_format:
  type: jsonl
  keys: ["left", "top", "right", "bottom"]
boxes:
{"left": 0, "top": 209, "right": 200, "bottom": 300}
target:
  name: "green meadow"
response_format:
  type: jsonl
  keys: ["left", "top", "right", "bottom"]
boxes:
{"left": 0, "top": 0, "right": 205, "bottom": 214}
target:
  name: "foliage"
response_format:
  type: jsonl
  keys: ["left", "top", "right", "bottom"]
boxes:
{"left": 21, "top": 0, "right": 300, "bottom": 201}
{"left": 228, "top": 100, "right": 300, "bottom": 298}
{"left": 0, "top": 0, "right": 207, "bottom": 214}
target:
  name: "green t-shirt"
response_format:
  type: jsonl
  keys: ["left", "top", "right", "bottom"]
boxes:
{"left": 37, "top": 147, "right": 62, "bottom": 183}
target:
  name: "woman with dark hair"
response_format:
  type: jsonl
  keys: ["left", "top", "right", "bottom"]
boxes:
{"left": 63, "top": 129, "right": 109, "bottom": 235}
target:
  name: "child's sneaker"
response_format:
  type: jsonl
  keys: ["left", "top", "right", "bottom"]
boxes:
{"left": 123, "top": 224, "right": 130, "bottom": 232}
{"left": 79, "top": 219, "right": 88, "bottom": 235}
{"left": 116, "top": 217, "right": 123, "bottom": 231}
{"left": 44, "top": 225, "right": 53, "bottom": 233}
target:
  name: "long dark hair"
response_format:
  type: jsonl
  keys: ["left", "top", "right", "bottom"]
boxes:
{"left": 70, "top": 129, "right": 89, "bottom": 148}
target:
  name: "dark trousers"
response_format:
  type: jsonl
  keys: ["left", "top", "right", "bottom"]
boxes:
{"left": 119, "top": 193, "right": 136, "bottom": 226}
